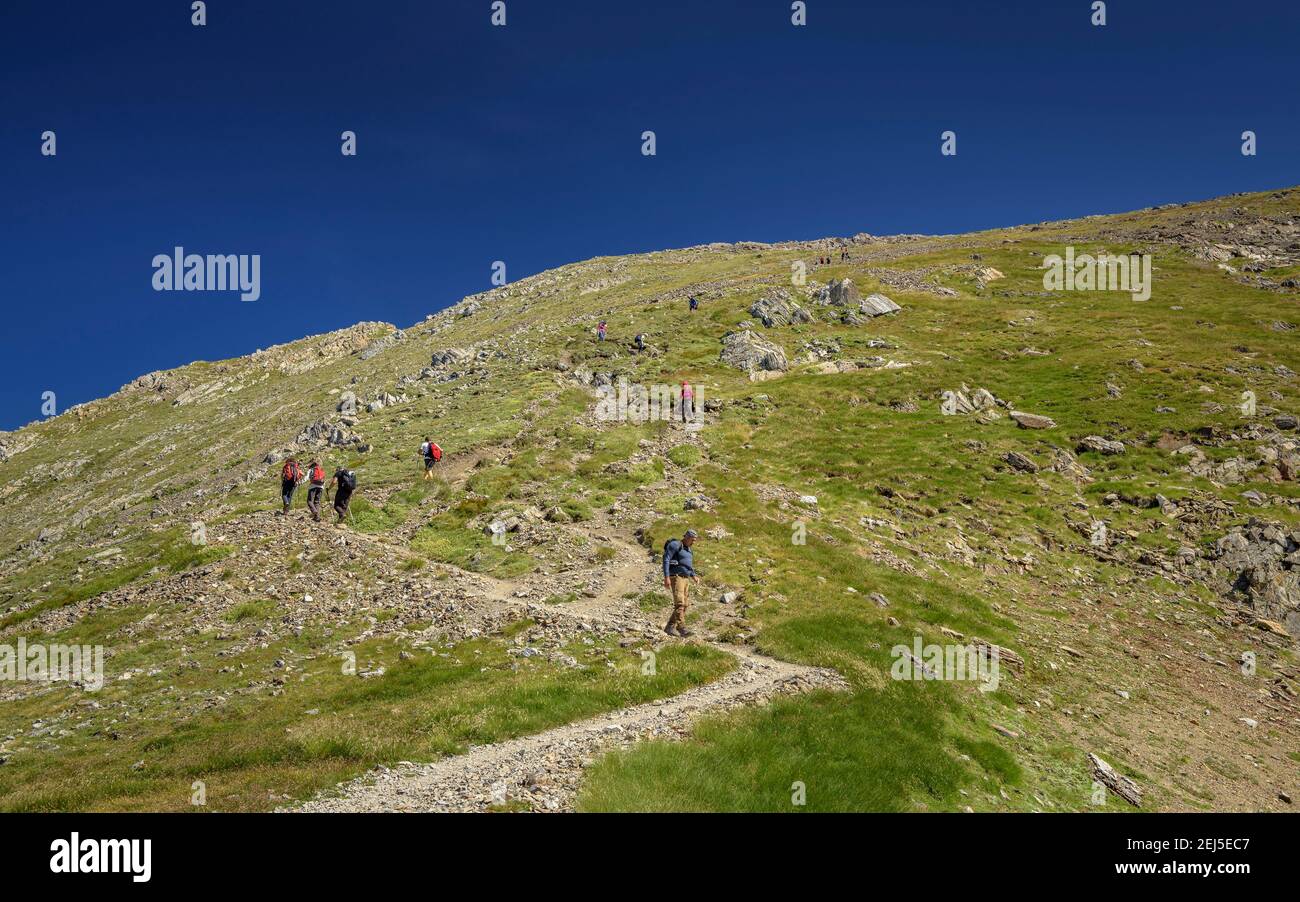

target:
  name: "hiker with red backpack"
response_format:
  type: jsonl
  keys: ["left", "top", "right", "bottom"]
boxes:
{"left": 280, "top": 457, "right": 304, "bottom": 515}
{"left": 305, "top": 459, "right": 327, "bottom": 521}
{"left": 419, "top": 438, "right": 443, "bottom": 480}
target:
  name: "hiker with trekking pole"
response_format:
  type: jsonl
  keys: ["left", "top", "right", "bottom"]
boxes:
{"left": 304, "top": 459, "right": 326, "bottom": 522}
{"left": 662, "top": 529, "right": 701, "bottom": 638}
{"left": 325, "top": 466, "right": 358, "bottom": 527}
{"left": 419, "top": 437, "right": 443, "bottom": 481}
{"left": 279, "top": 457, "right": 304, "bottom": 515}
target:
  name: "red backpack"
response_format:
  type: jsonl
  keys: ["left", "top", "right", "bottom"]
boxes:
{"left": 429, "top": 442, "right": 442, "bottom": 462}
{"left": 282, "top": 460, "right": 301, "bottom": 482}
{"left": 309, "top": 464, "right": 324, "bottom": 484}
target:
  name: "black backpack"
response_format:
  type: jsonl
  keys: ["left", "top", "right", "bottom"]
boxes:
{"left": 338, "top": 469, "right": 357, "bottom": 491}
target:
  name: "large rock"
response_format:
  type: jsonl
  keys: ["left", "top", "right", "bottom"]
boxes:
{"left": 1077, "top": 435, "right": 1126, "bottom": 455}
{"left": 1011, "top": 411, "right": 1057, "bottom": 430}
{"left": 823, "top": 278, "right": 861, "bottom": 306}
{"left": 749, "top": 288, "right": 812, "bottom": 328}
{"left": 1214, "top": 522, "right": 1300, "bottom": 635}
{"left": 859, "top": 293, "right": 902, "bottom": 317}
{"left": 720, "top": 330, "right": 788, "bottom": 373}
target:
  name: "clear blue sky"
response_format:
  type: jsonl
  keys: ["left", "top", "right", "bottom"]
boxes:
{"left": 2, "top": 0, "right": 1296, "bottom": 430}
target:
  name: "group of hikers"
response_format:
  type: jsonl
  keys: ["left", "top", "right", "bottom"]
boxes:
{"left": 278, "top": 458, "right": 357, "bottom": 525}
{"left": 276, "top": 438, "right": 442, "bottom": 526}
{"left": 816, "top": 250, "right": 850, "bottom": 264}
{"left": 275, "top": 394, "right": 703, "bottom": 632}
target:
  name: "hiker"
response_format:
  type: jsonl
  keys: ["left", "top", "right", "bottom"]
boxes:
{"left": 305, "top": 459, "right": 326, "bottom": 522}
{"left": 634, "top": 332, "right": 647, "bottom": 351}
{"left": 419, "top": 437, "right": 443, "bottom": 480}
{"left": 688, "top": 295, "right": 699, "bottom": 312}
{"left": 662, "top": 529, "right": 700, "bottom": 637}
{"left": 680, "top": 380, "right": 695, "bottom": 422}
{"left": 279, "top": 457, "right": 303, "bottom": 515}
{"left": 326, "top": 466, "right": 357, "bottom": 526}
{"left": 597, "top": 320, "right": 607, "bottom": 342}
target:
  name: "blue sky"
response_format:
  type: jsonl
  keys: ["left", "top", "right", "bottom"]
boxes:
{"left": 1, "top": 0, "right": 1296, "bottom": 430}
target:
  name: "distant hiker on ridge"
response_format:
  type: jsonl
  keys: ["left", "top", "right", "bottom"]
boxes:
{"left": 662, "top": 529, "right": 701, "bottom": 638}
{"left": 305, "top": 459, "right": 326, "bottom": 522}
{"left": 597, "top": 320, "right": 607, "bottom": 342}
{"left": 326, "top": 465, "right": 357, "bottom": 526}
{"left": 279, "top": 457, "right": 303, "bottom": 515}
{"left": 688, "top": 295, "right": 699, "bottom": 312}
{"left": 420, "top": 437, "right": 443, "bottom": 480}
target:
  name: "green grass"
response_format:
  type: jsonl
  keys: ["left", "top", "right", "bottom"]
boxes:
{"left": 0, "top": 624, "right": 733, "bottom": 812}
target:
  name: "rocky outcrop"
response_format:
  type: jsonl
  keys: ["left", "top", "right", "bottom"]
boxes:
{"left": 297, "top": 418, "right": 367, "bottom": 450}
{"left": 1077, "top": 435, "right": 1126, "bottom": 455}
{"left": 719, "top": 330, "right": 788, "bottom": 374}
{"left": 1213, "top": 521, "right": 1300, "bottom": 637}
{"left": 749, "top": 289, "right": 812, "bottom": 328}
{"left": 815, "top": 279, "right": 901, "bottom": 322}
{"left": 432, "top": 348, "right": 474, "bottom": 368}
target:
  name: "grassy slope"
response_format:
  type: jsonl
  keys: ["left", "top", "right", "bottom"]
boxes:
{"left": 2, "top": 188, "right": 1298, "bottom": 811}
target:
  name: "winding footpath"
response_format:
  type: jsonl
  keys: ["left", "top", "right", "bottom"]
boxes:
{"left": 290, "top": 525, "right": 844, "bottom": 813}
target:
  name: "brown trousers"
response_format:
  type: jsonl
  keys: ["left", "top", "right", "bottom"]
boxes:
{"left": 667, "top": 575, "right": 691, "bottom": 627}
{"left": 306, "top": 485, "right": 323, "bottom": 520}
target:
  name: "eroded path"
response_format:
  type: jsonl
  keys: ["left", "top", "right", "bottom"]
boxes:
{"left": 294, "top": 644, "right": 837, "bottom": 812}
{"left": 290, "top": 511, "right": 845, "bottom": 813}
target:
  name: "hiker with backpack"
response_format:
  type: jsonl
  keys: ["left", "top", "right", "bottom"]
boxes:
{"left": 688, "top": 295, "right": 699, "bottom": 312}
{"left": 419, "top": 438, "right": 443, "bottom": 480}
{"left": 305, "top": 459, "right": 326, "bottom": 522}
{"left": 662, "top": 529, "right": 701, "bottom": 638}
{"left": 597, "top": 320, "right": 607, "bottom": 342}
{"left": 326, "top": 466, "right": 357, "bottom": 526}
{"left": 680, "top": 380, "right": 695, "bottom": 423}
{"left": 279, "top": 457, "right": 304, "bottom": 515}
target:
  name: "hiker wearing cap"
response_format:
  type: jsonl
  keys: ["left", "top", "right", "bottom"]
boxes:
{"left": 662, "top": 529, "right": 700, "bottom": 637}
{"left": 326, "top": 466, "right": 357, "bottom": 526}
{"left": 305, "top": 459, "right": 326, "bottom": 522}
{"left": 680, "top": 381, "right": 695, "bottom": 423}
{"left": 279, "top": 457, "right": 304, "bottom": 515}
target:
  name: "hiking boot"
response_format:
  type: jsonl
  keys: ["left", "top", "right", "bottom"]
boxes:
{"left": 675, "top": 626, "right": 692, "bottom": 638}
{"left": 664, "top": 622, "right": 677, "bottom": 637}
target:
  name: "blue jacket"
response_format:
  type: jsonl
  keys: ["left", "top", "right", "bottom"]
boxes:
{"left": 663, "top": 539, "right": 696, "bottom": 578}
